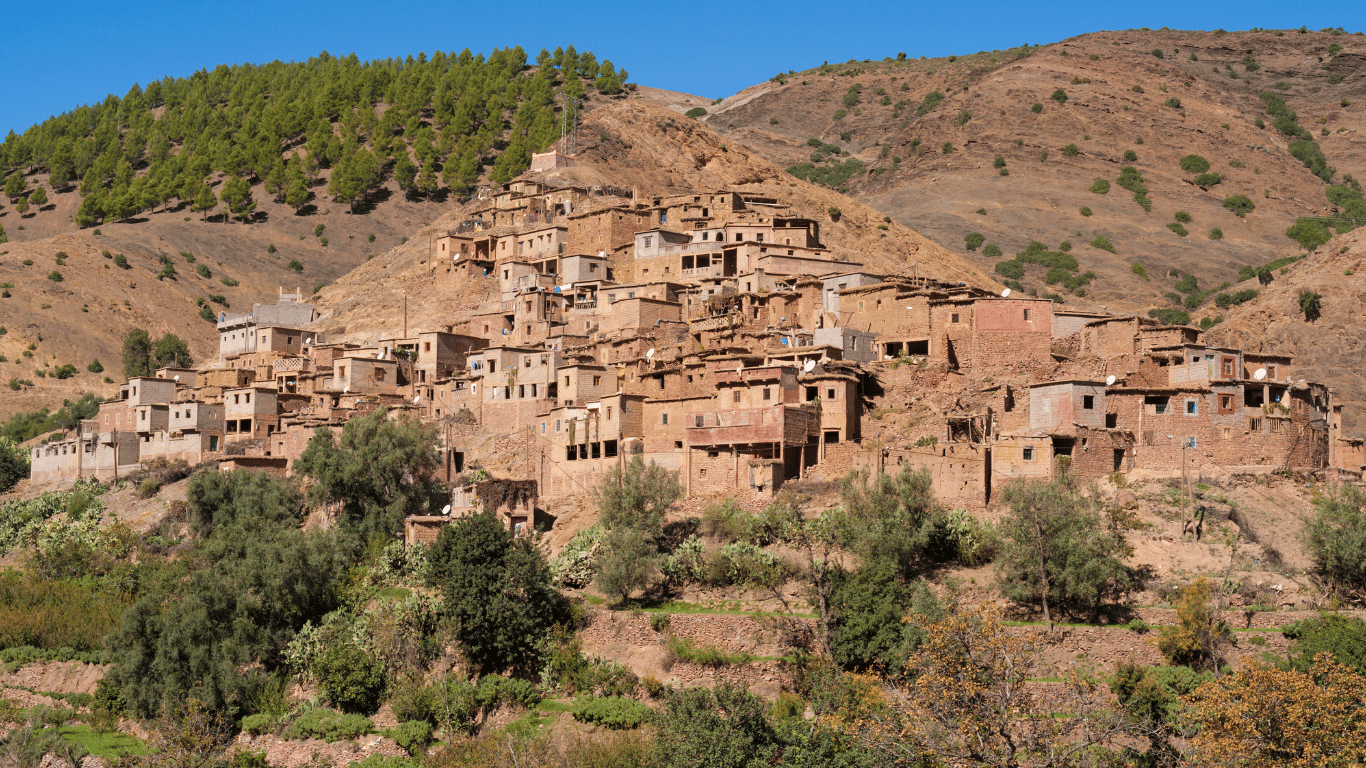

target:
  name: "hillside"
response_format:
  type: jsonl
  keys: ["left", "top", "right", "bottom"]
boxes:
{"left": 1207, "top": 227, "right": 1366, "bottom": 432}
{"left": 308, "top": 100, "right": 997, "bottom": 344}
{"left": 0, "top": 47, "right": 630, "bottom": 420}
{"left": 704, "top": 28, "right": 1365, "bottom": 319}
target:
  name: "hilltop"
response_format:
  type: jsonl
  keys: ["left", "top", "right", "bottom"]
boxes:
{"left": 308, "top": 99, "right": 995, "bottom": 344}
{"left": 704, "top": 28, "right": 1364, "bottom": 318}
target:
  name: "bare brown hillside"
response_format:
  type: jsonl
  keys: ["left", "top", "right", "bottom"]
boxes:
{"left": 309, "top": 100, "right": 997, "bottom": 344}
{"left": 705, "top": 29, "right": 1366, "bottom": 316}
{"left": 1207, "top": 228, "right": 1366, "bottom": 433}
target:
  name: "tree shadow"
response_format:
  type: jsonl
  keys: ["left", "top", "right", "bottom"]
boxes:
{"left": 294, "top": 204, "right": 318, "bottom": 217}
{"left": 349, "top": 187, "right": 393, "bottom": 215}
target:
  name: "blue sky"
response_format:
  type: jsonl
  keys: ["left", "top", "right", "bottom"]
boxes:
{"left": 2, "top": 0, "right": 1361, "bottom": 137}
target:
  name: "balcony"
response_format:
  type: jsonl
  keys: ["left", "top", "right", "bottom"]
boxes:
{"left": 685, "top": 405, "right": 817, "bottom": 447}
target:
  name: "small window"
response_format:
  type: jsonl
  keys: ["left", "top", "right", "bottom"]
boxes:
{"left": 734, "top": 391, "right": 741, "bottom": 403}
{"left": 1218, "top": 394, "right": 1234, "bottom": 413}
{"left": 1186, "top": 399, "right": 1198, "bottom": 415}
{"left": 951, "top": 313, "right": 960, "bottom": 323}
{"left": 662, "top": 413, "right": 669, "bottom": 425}
{"left": 593, "top": 376, "right": 601, "bottom": 386}
{"left": 1222, "top": 427, "right": 1231, "bottom": 439}
{"left": 827, "top": 388, "right": 836, "bottom": 400}
{"left": 1023, "top": 308, "right": 1031, "bottom": 321}
{"left": 762, "top": 388, "right": 771, "bottom": 401}
{"left": 695, "top": 415, "right": 704, "bottom": 427}
{"left": 1022, "top": 447, "right": 1035, "bottom": 460}
{"left": 1082, "top": 395, "right": 1095, "bottom": 410}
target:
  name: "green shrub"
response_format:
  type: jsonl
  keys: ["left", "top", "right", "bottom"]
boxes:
{"left": 220, "top": 276, "right": 239, "bottom": 287}
{"left": 1051, "top": 89, "right": 1068, "bottom": 103}
{"left": 1090, "top": 235, "right": 1116, "bottom": 253}
{"left": 1058, "top": 241, "right": 1072, "bottom": 252}
{"left": 1214, "top": 289, "right": 1258, "bottom": 308}
{"left": 315, "top": 644, "right": 386, "bottom": 714}
{"left": 983, "top": 244, "right": 1002, "bottom": 258}
{"left": 47, "top": 271, "right": 63, "bottom": 282}
{"left": 1063, "top": 144, "right": 1080, "bottom": 157}
{"left": 281, "top": 708, "right": 374, "bottom": 741}
{"left": 136, "top": 478, "right": 160, "bottom": 499}
{"left": 1283, "top": 614, "right": 1366, "bottom": 675}
{"left": 995, "top": 261, "right": 1025, "bottom": 280}
{"left": 1164, "top": 97, "right": 1182, "bottom": 108}
{"left": 288, "top": 260, "right": 304, "bottom": 273}
{"left": 916, "top": 91, "right": 944, "bottom": 116}
{"left": 1079, "top": 206, "right": 1092, "bottom": 216}
{"left": 1123, "top": 149, "right": 1138, "bottom": 162}
{"left": 954, "top": 110, "right": 971, "bottom": 126}
{"left": 1031, "top": 102, "right": 1043, "bottom": 113}
{"left": 993, "top": 156, "right": 1006, "bottom": 169}
{"left": 1209, "top": 228, "right": 1223, "bottom": 240}
{"left": 195, "top": 264, "right": 211, "bottom": 278}
{"left": 1173, "top": 211, "right": 1192, "bottom": 223}
{"left": 1286, "top": 218, "right": 1333, "bottom": 251}
{"left": 241, "top": 713, "right": 278, "bottom": 736}
{"left": 1168, "top": 223, "right": 1189, "bottom": 237}
{"left": 570, "top": 695, "right": 651, "bottom": 729}
{"left": 1150, "top": 49, "right": 1164, "bottom": 58}
{"left": 384, "top": 721, "right": 433, "bottom": 756}
{"left": 1193, "top": 172, "right": 1223, "bottom": 187}
{"left": 665, "top": 636, "right": 755, "bottom": 666}
{"left": 1089, "top": 179, "right": 1109, "bottom": 194}
{"left": 942, "top": 142, "right": 954, "bottom": 154}
{"left": 832, "top": 109, "right": 846, "bottom": 121}
{"left": 649, "top": 613, "right": 671, "bottom": 633}
{"left": 1297, "top": 289, "right": 1322, "bottom": 321}
{"left": 1222, "top": 195, "right": 1256, "bottom": 217}
{"left": 1147, "top": 308, "right": 1191, "bottom": 325}
{"left": 1289, "top": 140, "right": 1334, "bottom": 182}
{"left": 683, "top": 107, "right": 707, "bottom": 119}
{"left": 1131, "top": 263, "right": 1150, "bottom": 280}
{"left": 965, "top": 232, "right": 985, "bottom": 251}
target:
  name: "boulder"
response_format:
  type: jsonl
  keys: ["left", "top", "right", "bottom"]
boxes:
{"left": 1116, "top": 490, "right": 1139, "bottom": 509}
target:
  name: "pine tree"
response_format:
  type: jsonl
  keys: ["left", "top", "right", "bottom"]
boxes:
{"left": 3, "top": 174, "right": 25, "bottom": 202}
{"left": 416, "top": 161, "right": 438, "bottom": 197}
{"left": 394, "top": 152, "right": 418, "bottom": 198}
{"left": 192, "top": 184, "right": 217, "bottom": 221}
{"left": 264, "top": 159, "right": 287, "bottom": 202}
{"left": 220, "top": 176, "right": 256, "bottom": 222}
{"left": 14, "top": 197, "right": 29, "bottom": 215}
{"left": 29, "top": 185, "right": 47, "bottom": 207}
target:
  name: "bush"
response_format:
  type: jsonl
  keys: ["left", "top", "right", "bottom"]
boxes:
{"left": 942, "top": 142, "right": 953, "bottom": 154}
{"left": 1222, "top": 195, "right": 1256, "bottom": 217}
{"left": 1089, "top": 179, "right": 1109, "bottom": 194}
{"left": 649, "top": 613, "right": 671, "bottom": 633}
{"left": 1079, "top": 206, "right": 1092, "bottom": 216}
{"left": 1122, "top": 149, "right": 1138, "bottom": 162}
{"left": 315, "top": 644, "right": 387, "bottom": 714}
{"left": 1283, "top": 614, "right": 1366, "bottom": 675}
{"left": 1157, "top": 579, "right": 1230, "bottom": 670}
{"left": 995, "top": 261, "right": 1024, "bottom": 280}
{"left": 287, "top": 260, "right": 304, "bottom": 273}
{"left": 1147, "top": 308, "right": 1191, "bottom": 325}
{"left": 1209, "top": 228, "right": 1223, "bottom": 240}
{"left": 1297, "top": 289, "right": 1322, "bottom": 321}
{"left": 684, "top": 107, "right": 707, "bottom": 119}
{"left": 384, "top": 721, "right": 433, "bottom": 756}
{"left": 1090, "top": 235, "right": 1116, "bottom": 253}
{"left": 954, "top": 110, "right": 971, "bottom": 127}
{"left": 665, "top": 636, "right": 755, "bottom": 667}
{"left": 1164, "top": 97, "right": 1182, "bottom": 108}
{"left": 1031, "top": 102, "right": 1043, "bottom": 113}
{"left": 1063, "top": 143, "right": 1080, "bottom": 156}
{"left": 1131, "top": 263, "right": 1149, "bottom": 280}
{"left": 281, "top": 708, "right": 374, "bottom": 741}
{"left": 47, "top": 271, "right": 63, "bottom": 282}
{"left": 1286, "top": 218, "right": 1333, "bottom": 251}
{"left": 1193, "top": 172, "right": 1223, "bottom": 187}
{"left": 1051, "top": 89, "right": 1068, "bottom": 103}
{"left": 983, "top": 244, "right": 1002, "bottom": 258}
{"left": 1151, "top": 49, "right": 1164, "bottom": 58}
{"left": 1174, "top": 210, "right": 1192, "bottom": 223}
{"left": 1180, "top": 155, "right": 1211, "bottom": 173}
{"left": 1214, "top": 289, "right": 1258, "bottom": 308}
{"left": 136, "top": 478, "right": 161, "bottom": 499}
{"left": 571, "top": 696, "right": 651, "bottom": 729}
{"left": 87, "top": 359, "right": 103, "bottom": 373}
{"left": 1168, "top": 223, "right": 1189, "bottom": 237}
{"left": 964, "top": 232, "right": 984, "bottom": 251}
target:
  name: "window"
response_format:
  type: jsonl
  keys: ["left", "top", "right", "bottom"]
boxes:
{"left": 1248, "top": 417, "right": 1262, "bottom": 431}
{"left": 662, "top": 413, "right": 669, "bottom": 425}
{"left": 1185, "top": 399, "right": 1198, "bottom": 415}
{"left": 1144, "top": 395, "right": 1168, "bottom": 415}
{"left": 1218, "top": 394, "right": 1234, "bottom": 414}
{"left": 245, "top": 393, "right": 251, "bottom": 404}
{"left": 735, "top": 233, "right": 742, "bottom": 242}
{"left": 827, "top": 388, "right": 836, "bottom": 400}
{"left": 593, "top": 376, "right": 601, "bottom": 386}
{"left": 1023, "top": 308, "right": 1031, "bottom": 321}
{"left": 695, "top": 415, "right": 705, "bottom": 427}
{"left": 1082, "top": 395, "right": 1095, "bottom": 410}
{"left": 734, "top": 391, "right": 741, "bottom": 403}
{"left": 606, "top": 407, "right": 612, "bottom": 420}
{"left": 1022, "top": 447, "right": 1035, "bottom": 460}
{"left": 1222, "top": 427, "right": 1231, "bottom": 439}
{"left": 1222, "top": 357, "right": 1234, "bottom": 378}
{"left": 762, "top": 388, "right": 771, "bottom": 401}
{"left": 951, "top": 313, "right": 960, "bottom": 323}
{"left": 424, "top": 342, "right": 431, "bottom": 352}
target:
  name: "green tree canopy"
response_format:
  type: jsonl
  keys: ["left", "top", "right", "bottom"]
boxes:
{"left": 293, "top": 408, "right": 440, "bottom": 541}
{"left": 426, "top": 511, "right": 566, "bottom": 674}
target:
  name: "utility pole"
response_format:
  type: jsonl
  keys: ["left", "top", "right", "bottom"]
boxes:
{"left": 403, "top": 291, "right": 408, "bottom": 339}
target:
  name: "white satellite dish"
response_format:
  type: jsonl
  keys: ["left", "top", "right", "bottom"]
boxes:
{"left": 413, "top": 395, "right": 421, "bottom": 403}
{"left": 441, "top": 504, "right": 452, "bottom": 516}
{"left": 1254, "top": 368, "right": 1267, "bottom": 381}
{"left": 803, "top": 359, "right": 816, "bottom": 373}
{"left": 305, "top": 337, "right": 312, "bottom": 344}
{"left": 646, "top": 348, "right": 656, "bottom": 359}
{"left": 343, "top": 386, "right": 350, "bottom": 393}
{"left": 1105, "top": 375, "right": 1117, "bottom": 386}
{"left": 1001, "top": 288, "right": 1011, "bottom": 298}
{"left": 173, "top": 375, "right": 180, "bottom": 382}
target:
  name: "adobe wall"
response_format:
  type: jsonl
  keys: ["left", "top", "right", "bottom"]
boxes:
{"left": 854, "top": 445, "right": 989, "bottom": 508}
